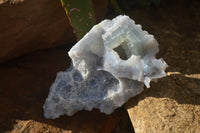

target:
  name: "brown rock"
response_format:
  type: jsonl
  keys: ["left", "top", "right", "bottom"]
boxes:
{"left": 0, "top": 0, "right": 76, "bottom": 63}
{"left": 0, "top": 0, "right": 108, "bottom": 63}
{"left": 126, "top": 74, "right": 200, "bottom": 133}
{"left": 125, "top": 1, "right": 200, "bottom": 132}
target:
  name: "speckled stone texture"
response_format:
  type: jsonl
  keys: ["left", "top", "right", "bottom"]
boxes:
{"left": 126, "top": 73, "right": 200, "bottom": 133}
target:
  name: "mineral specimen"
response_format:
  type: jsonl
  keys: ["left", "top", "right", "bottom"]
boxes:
{"left": 43, "top": 15, "right": 168, "bottom": 119}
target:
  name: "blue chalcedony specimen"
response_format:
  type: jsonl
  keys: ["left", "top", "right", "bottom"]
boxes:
{"left": 43, "top": 15, "right": 168, "bottom": 119}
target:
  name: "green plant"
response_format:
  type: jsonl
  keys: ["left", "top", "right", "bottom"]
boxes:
{"left": 60, "top": 0, "right": 161, "bottom": 41}
{"left": 61, "top": 0, "right": 96, "bottom": 40}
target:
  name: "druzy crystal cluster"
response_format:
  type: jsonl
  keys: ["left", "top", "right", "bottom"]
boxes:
{"left": 43, "top": 15, "right": 168, "bottom": 119}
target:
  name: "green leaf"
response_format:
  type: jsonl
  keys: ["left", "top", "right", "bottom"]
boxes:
{"left": 61, "top": 0, "right": 96, "bottom": 40}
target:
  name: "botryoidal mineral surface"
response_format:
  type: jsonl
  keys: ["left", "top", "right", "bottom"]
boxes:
{"left": 43, "top": 15, "right": 168, "bottom": 119}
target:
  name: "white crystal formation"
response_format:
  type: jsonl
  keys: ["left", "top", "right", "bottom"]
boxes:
{"left": 43, "top": 15, "right": 168, "bottom": 119}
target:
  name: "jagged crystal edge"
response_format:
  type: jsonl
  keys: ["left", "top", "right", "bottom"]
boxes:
{"left": 43, "top": 15, "right": 168, "bottom": 119}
